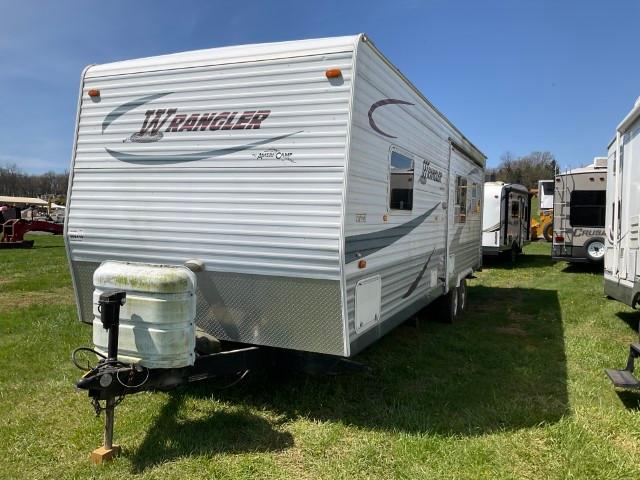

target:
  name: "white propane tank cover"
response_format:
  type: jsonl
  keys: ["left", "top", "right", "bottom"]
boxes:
{"left": 92, "top": 261, "right": 197, "bottom": 369}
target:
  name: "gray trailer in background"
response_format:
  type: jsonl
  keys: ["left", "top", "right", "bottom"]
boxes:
{"left": 551, "top": 157, "right": 607, "bottom": 263}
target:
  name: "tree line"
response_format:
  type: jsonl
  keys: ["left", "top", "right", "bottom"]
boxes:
{"left": 0, "top": 164, "right": 68, "bottom": 200}
{"left": 0, "top": 151, "right": 557, "bottom": 201}
{"left": 486, "top": 151, "right": 558, "bottom": 189}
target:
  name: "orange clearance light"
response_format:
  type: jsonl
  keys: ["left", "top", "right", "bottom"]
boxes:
{"left": 358, "top": 259, "right": 367, "bottom": 269}
{"left": 88, "top": 89, "right": 100, "bottom": 98}
{"left": 325, "top": 68, "right": 342, "bottom": 79}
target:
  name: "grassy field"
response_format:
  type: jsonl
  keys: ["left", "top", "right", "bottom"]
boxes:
{"left": 1, "top": 235, "right": 639, "bottom": 479}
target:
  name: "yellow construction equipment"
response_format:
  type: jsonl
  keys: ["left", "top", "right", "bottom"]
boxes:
{"left": 531, "top": 209, "right": 553, "bottom": 242}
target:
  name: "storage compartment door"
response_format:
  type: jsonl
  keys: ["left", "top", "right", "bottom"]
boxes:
{"left": 355, "top": 276, "right": 381, "bottom": 334}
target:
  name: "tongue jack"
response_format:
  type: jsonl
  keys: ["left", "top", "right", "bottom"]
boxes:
{"left": 90, "top": 290, "right": 126, "bottom": 464}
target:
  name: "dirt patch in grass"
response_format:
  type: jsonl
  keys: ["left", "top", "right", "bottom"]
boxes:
{"left": 0, "top": 286, "right": 73, "bottom": 311}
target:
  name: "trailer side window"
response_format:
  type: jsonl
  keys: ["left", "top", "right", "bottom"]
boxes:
{"left": 511, "top": 200, "right": 520, "bottom": 218}
{"left": 455, "top": 176, "right": 467, "bottom": 223}
{"left": 389, "top": 151, "right": 414, "bottom": 211}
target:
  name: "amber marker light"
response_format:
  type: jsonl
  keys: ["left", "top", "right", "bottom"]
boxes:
{"left": 358, "top": 259, "right": 367, "bottom": 269}
{"left": 88, "top": 89, "right": 100, "bottom": 98}
{"left": 325, "top": 68, "right": 342, "bottom": 79}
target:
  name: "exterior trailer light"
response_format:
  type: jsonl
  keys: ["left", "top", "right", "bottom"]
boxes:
{"left": 325, "top": 68, "right": 342, "bottom": 79}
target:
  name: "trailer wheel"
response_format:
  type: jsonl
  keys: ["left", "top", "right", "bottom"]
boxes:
{"left": 457, "top": 278, "right": 468, "bottom": 312}
{"left": 437, "top": 286, "right": 459, "bottom": 324}
{"left": 510, "top": 245, "right": 518, "bottom": 263}
{"left": 585, "top": 239, "right": 605, "bottom": 262}
{"left": 543, "top": 223, "right": 553, "bottom": 242}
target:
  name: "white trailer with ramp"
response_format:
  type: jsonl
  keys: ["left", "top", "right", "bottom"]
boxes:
{"left": 604, "top": 97, "right": 640, "bottom": 390}
{"left": 64, "top": 34, "right": 485, "bottom": 458}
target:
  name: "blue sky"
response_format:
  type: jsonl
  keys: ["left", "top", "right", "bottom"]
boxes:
{"left": 0, "top": 0, "right": 637, "bottom": 173}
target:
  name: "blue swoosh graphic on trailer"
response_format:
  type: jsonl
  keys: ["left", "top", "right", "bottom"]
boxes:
{"left": 402, "top": 248, "right": 438, "bottom": 299}
{"left": 345, "top": 202, "right": 440, "bottom": 264}
{"left": 106, "top": 131, "right": 303, "bottom": 165}
{"left": 102, "top": 92, "right": 171, "bottom": 133}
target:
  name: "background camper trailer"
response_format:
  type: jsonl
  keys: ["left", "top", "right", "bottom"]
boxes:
{"left": 482, "top": 182, "right": 531, "bottom": 259}
{"left": 551, "top": 157, "right": 607, "bottom": 263}
{"left": 604, "top": 97, "right": 640, "bottom": 390}
{"left": 530, "top": 179, "right": 554, "bottom": 242}
{"left": 64, "top": 34, "right": 486, "bottom": 455}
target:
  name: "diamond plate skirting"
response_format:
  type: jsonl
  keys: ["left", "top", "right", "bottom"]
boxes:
{"left": 71, "top": 261, "right": 345, "bottom": 356}
{"left": 195, "top": 272, "right": 344, "bottom": 356}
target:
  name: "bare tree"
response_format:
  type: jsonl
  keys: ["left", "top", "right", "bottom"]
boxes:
{"left": 0, "top": 163, "right": 68, "bottom": 200}
{"left": 486, "top": 151, "right": 557, "bottom": 188}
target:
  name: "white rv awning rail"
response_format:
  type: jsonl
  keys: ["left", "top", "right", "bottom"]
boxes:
{"left": 618, "top": 97, "right": 640, "bottom": 133}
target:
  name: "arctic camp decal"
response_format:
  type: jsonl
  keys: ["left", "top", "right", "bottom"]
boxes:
{"left": 99, "top": 92, "right": 300, "bottom": 164}
{"left": 367, "top": 98, "right": 414, "bottom": 139}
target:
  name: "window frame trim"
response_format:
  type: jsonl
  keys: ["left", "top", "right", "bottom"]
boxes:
{"left": 387, "top": 145, "right": 419, "bottom": 214}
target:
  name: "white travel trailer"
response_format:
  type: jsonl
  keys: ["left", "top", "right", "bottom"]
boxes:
{"left": 482, "top": 182, "right": 531, "bottom": 258}
{"left": 65, "top": 34, "right": 486, "bottom": 371}
{"left": 538, "top": 180, "right": 554, "bottom": 211}
{"left": 551, "top": 157, "right": 607, "bottom": 263}
{"left": 604, "top": 98, "right": 640, "bottom": 305}
{"left": 604, "top": 97, "right": 640, "bottom": 390}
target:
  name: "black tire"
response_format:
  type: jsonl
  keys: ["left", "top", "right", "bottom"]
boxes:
{"left": 543, "top": 222, "right": 553, "bottom": 242}
{"left": 457, "top": 278, "right": 468, "bottom": 312}
{"left": 510, "top": 245, "right": 518, "bottom": 263}
{"left": 585, "top": 239, "right": 605, "bottom": 262}
{"left": 437, "top": 286, "right": 459, "bottom": 324}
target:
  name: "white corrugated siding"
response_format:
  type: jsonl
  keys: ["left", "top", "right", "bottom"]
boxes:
{"left": 68, "top": 49, "right": 355, "bottom": 281}
{"left": 344, "top": 40, "right": 484, "bottom": 346}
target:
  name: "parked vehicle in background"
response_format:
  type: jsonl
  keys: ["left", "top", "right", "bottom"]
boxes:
{"left": 551, "top": 157, "right": 607, "bottom": 263}
{"left": 604, "top": 96, "right": 640, "bottom": 390}
{"left": 531, "top": 179, "right": 554, "bottom": 242}
{"left": 482, "top": 182, "right": 531, "bottom": 259}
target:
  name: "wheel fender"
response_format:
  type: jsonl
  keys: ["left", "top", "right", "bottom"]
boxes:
{"left": 455, "top": 268, "right": 474, "bottom": 288}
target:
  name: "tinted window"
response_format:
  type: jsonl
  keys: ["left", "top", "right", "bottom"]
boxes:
{"left": 511, "top": 200, "right": 519, "bottom": 218}
{"left": 541, "top": 181, "right": 553, "bottom": 195}
{"left": 570, "top": 190, "right": 606, "bottom": 227}
{"left": 389, "top": 150, "right": 414, "bottom": 211}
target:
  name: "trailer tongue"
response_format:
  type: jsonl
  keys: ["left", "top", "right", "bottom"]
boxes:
{"left": 73, "top": 260, "right": 362, "bottom": 463}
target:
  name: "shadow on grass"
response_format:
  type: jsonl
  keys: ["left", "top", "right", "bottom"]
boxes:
{"left": 615, "top": 311, "right": 639, "bottom": 333}
{"left": 130, "top": 393, "right": 293, "bottom": 473}
{"left": 483, "top": 253, "right": 555, "bottom": 270}
{"left": 161, "top": 286, "right": 568, "bottom": 441}
{"left": 132, "top": 287, "right": 567, "bottom": 469}
{"left": 561, "top": 262, "right": 604, "bottom": 274}
{"left": 615, "top": 390, "right": 640, "bottom": 410}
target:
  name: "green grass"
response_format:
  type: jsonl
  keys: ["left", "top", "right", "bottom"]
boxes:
{"left": 1, "top": 236, "right": 639, "bottom": 479}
